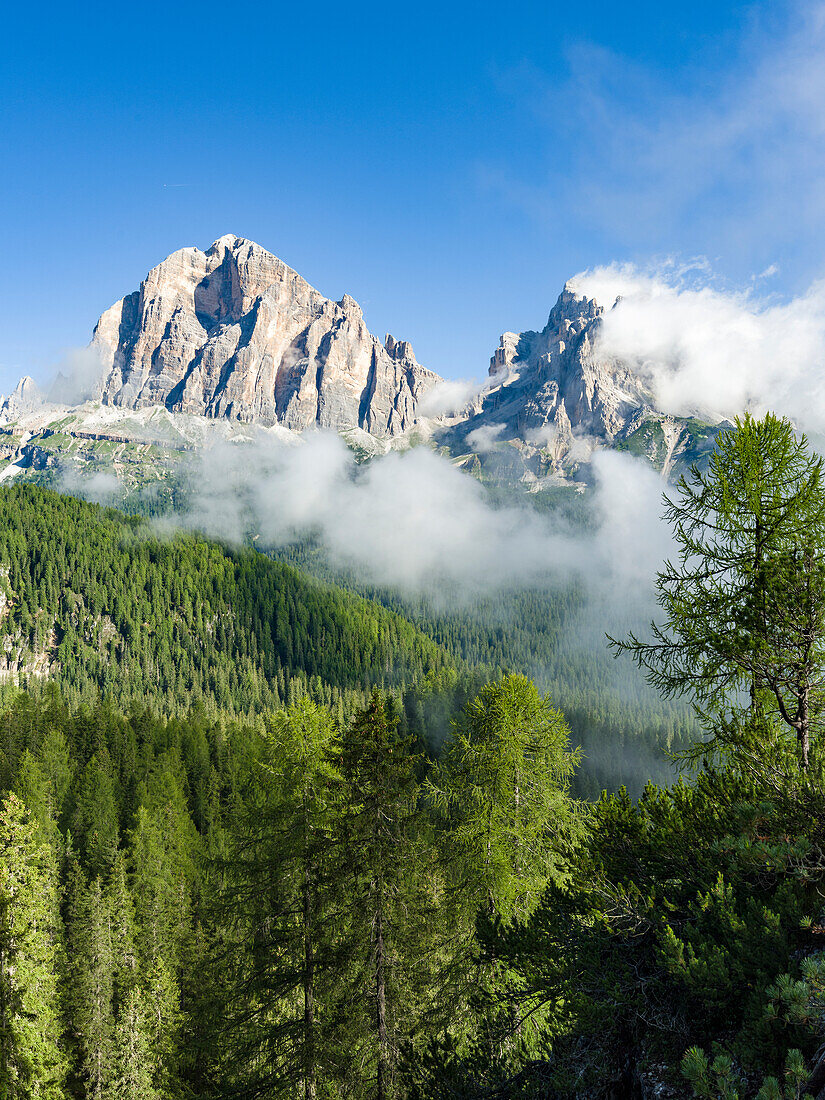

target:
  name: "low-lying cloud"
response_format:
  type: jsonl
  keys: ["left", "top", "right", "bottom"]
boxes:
{"left": 466, "top": 422, "right": 506, "bottom": 452}
{"left": 178, "top": 430, "right": 671, "bottom": 606}
{"left": 47, "top": 346, "right": 105, "bottom": 405}
{"left": 418, "top": 379, "right": 479, "bottom": 418}
{"left": 418, "top": 362, "right": 510, "bottom": 419}
{"left": 571, "top": 262, "right": 825, "bottom": 432}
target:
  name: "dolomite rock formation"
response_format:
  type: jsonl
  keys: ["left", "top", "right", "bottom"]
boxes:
{"left": 0, "top": 256, "right": 719, "bottom": 492}
{"left": 0, "top": 377, "right": 43, "bottom": 420}
{"left": 92, "top": 235, "right": 441, "bottom": 435}
{"left": 453, "top": 283, "right": 657, "bottom": 466}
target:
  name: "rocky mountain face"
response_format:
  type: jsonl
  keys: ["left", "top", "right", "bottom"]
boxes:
{"left": 92, "top": 235, "right": 441, "bottom": 436}
{"left": 453, "top": 286, "right": 655, "bottom": 451}
{"left": 0, "top": 247, "right": 723, "bottom": 497}
{"left": 0, "top": 377, "right": 43, "bottom": 420}
{"left": 444, "top": 284, "right": 720, "bottom": 485}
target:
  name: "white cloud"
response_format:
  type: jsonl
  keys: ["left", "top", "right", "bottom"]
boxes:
{"left": 178, "top": 430, "right": 670, "bottom": 608}
{"left": 569, "top": 262, "right": 825, "bottom": 431}
{"left": 525, "top": 424, "right": 559, "bottom": 449}
{"left": 58, "top": 467, "right": 121, "bottom": 504}
{"left": 48, "top": 346, "right": 106, "bottom": 404}
{"left": 466, "top": 422, "right": 506, "bottom": 452}
{"left": 418, "top": 378, "right": 481, "bottom": 417}
{"left": 525, "top": 424, "right": 599, "bottom": 465}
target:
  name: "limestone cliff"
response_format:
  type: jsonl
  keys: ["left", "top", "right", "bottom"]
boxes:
{"left": 459, "top": 285, "right": 656, "bottom": 451}
{"left": 442, "top": 284, "right": 721, "bottom": 484}
{"left": 92, "top": 235, "right": 441, "bottom": 436}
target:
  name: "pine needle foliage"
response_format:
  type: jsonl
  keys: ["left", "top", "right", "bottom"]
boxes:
{"left": 612, "top": 413, "right": 825, "bottom": 767}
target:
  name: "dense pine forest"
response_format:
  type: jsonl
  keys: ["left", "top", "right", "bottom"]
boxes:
{"left": 5, "top": 414, "right": 825, "bottom": 1098}
{"left": 0, "top": 480, "right": 692, "bottom": 796}
{"left": 0, "top": 485, "right": 451, "bottom": 719}
{"left": 268, "top": 546, "right": 696, "bottom": 797}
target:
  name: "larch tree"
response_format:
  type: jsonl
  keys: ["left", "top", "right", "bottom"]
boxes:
{"left": 221, "top": 698, "right": 348, "bottom": 1099}
{"left": 434, "top": 674, "right": 582, "bottom": 927}
{"left": 612, "top": 413, "right": 825, "bottom": 769}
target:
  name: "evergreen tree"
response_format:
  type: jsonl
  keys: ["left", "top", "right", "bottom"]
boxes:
{"left": 0, "top": 792, "right": 65, "bottom": 1100}
{"left": 612, "top": 413, "right": 825, "bottom": 767}
{"left": 111, "top": 988, "right": 157, "bottom": 1100}
{"left": 105, "top": 854, "right": 138, "bottom": 1010}
{"left": 128, "top": 787, "right": 196, "bottom": 977}
{"left": 142, "top": 955, "right": 180, "bottom": 1096}
{"left": 416, "top": 676, "right": 584, "bottom": 1083}
{"left": 220, "top": 698, "right": 347, "bottom": 1099}
{"left": 69, "top": 753, "right": 120, "bottom": 878}
{"left": 339, "top": 692, "right": 427, "bottom": 1100}
{"left": 70, "top": 878, "right": 114, "bottom": 1100}
{"left": 435, "top": 674, "right": 582, "bottom": 926}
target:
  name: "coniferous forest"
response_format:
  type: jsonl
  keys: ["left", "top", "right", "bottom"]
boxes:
{"left": 6, "top": 414, "right": 825, "bottom": 1099}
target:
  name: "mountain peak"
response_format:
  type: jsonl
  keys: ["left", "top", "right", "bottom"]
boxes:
{"left": 13, "top": 376, "right": 38, "bottom": 397}
{"left": 207, "top": 233, "right": 274, "bottom": 257}
{"left": 547, "top": 284, "right": 604, "bottom": 332}
{"left": 211, "top": 232, "right": 244, "bottom": 249}
{"left": 446, "top": 278, "right": 660, "bottom": 477}
{"left": 0, "top": 375, "right": 43, "bottom": 420}
{"left": 91, "top": 237, "right": 441, "bottom": 436}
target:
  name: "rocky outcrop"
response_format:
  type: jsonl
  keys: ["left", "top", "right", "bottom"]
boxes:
{"left": 431, "top": 281, "right": 732, "bottom": 484}
{"left": 454, "top": 284, "right": 656, "bottom": 458}
{"left": 0, "top": 377, "right": 42, "bottom": 420}
{"left": 91, "top": 235, "right": 441, "bottom": 436}
{"left": 0, "top": 259, "right": 721, "bottom": 490}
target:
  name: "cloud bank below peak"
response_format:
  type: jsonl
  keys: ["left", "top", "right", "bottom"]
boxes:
{"left": 172, "top": 430, "right": 670, "bottom": 605}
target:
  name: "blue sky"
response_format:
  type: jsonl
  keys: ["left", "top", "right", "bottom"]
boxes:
{"left": 1, "top": 0, "right": 821, "bottom": 390}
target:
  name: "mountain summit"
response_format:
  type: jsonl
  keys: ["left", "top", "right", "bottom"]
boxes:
{"left": 442, "top": 284, "right": 721, "bottom": 484}
{"left": 0, "top": 242, "right": 722, "bottom": 495}
{"left": 92, "top": 235, "right": 441, "bottom": 436}
{"left": 472, "top": 283, "right": 654, "bottom": 441}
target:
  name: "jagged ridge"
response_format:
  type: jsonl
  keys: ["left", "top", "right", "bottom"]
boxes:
{"left": 92, "top": 235, "right": 441, "bottom": 436}
{"left": 441, "top": 283, "right": 723, "bottom": 485}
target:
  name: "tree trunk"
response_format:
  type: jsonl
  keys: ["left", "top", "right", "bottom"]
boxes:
{"left": 800, "top": 684, "right": 810, "bottom": 769}
{"left": 375, "top": 882, "right": 388, "bottom": 1100}
{"left": 303, "top": 862, "right": 316, "bottom": 1100}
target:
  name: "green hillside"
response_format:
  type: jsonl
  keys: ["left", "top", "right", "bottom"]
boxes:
{"left": 5, "top": 415, "right": 825, "bottom": 1099}
{"left": 0, "top": 485, "right": 451, "bottom": 718}
{"left": 273, "top": 539, "right": 697, "bottom": 795}
{"left": 1, "top": 476, "right": 695, "bottom": 794}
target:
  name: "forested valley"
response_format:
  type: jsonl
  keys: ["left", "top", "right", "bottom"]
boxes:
{"left": 6, "top": 414, "right": 825, "bottom": 1099}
